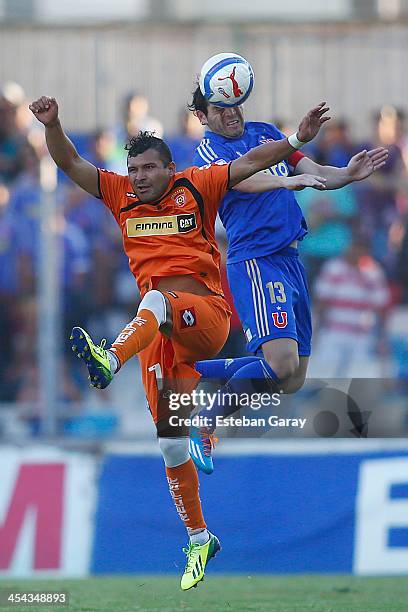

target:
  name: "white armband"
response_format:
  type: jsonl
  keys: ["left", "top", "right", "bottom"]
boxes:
{"left": 287, "top": 133, "right": 307, "bottom": 150}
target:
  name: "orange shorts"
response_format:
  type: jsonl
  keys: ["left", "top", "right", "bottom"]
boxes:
{"left": 137, "top": 291, "right": 231, "bottom": 434}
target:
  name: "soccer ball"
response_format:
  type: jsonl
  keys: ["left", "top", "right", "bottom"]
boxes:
{"left": 199, "top": 52, "right": 254, "bottom": 108}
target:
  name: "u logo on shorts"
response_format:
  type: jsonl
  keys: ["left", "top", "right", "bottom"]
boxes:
{"left": 272, "top": 311, "right": 288, "bottom": 328}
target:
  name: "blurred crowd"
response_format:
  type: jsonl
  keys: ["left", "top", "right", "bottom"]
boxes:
{"left": 1, "top": 81, "right": 408, "bottom": 419}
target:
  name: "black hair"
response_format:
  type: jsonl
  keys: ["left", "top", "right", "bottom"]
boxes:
{"left": 125, "top": 131, "right": 172, "bottom": 166}
{"left": 188, "top": 83, "right": 208, "bottom": 116}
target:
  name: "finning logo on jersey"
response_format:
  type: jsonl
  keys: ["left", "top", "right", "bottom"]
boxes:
{"left": 126, "top": 213, "right": 197, "bottom": 237}
{"left": 126, "top": 191, "right": 138, "bottom": 198}
{"left": 180, "top": 308, "right": 196, "bottom": 328}
{"left": 272, "top": 311, "right": 288, "bottom": 328}
{"left": 171, "top": 188, "right": 186, "bottom": 207}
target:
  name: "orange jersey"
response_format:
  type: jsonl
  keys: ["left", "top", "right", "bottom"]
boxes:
{"left": 98, "top": 163, "right": 230, "bottom": 296}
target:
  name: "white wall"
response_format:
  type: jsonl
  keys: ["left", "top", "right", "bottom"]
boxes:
{"left": 173, "top": 0, "right": 353, "bottom": 22}
{"left": 37, "top": 0, "right": 148, "bottom": 23}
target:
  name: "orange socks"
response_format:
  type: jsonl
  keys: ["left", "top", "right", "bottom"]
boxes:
{"left": 109, "top": 309, "right": 159, "bottom": 368}
{"left": 166, "top": 459, "right": 206, "bottom": 531}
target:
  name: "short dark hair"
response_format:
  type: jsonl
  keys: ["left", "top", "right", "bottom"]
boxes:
{"left": 188, "top": 84, "right": 208, "bottom": 116}
{"left": 125, "top": 131, "right": 172, "bottom": 166}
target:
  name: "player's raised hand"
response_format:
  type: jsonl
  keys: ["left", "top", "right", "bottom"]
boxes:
{"left": 284, "top": 174, "right": 327, "bottom": 191}
{"left": 347, "top": 147, "right": 389, "bottom": 181}
{"left": 29, "top": 96, "right": 59, "bottom": 126}
{"left": 297, "top": 102, "right": 331, "bottom": 143}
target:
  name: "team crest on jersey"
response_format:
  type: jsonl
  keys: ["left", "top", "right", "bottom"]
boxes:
{"left": 172, "top": 188, "right": 186, "bottom": 207}
{"left": 272, "top": 311, "right": 288, "bottom": 328}
{"left": 180, "top": 308, "right": 196, "bottom": 328}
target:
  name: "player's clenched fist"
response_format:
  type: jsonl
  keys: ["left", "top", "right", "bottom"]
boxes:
{"left": 29, "top": 96, "right": 59, "bottom": 126}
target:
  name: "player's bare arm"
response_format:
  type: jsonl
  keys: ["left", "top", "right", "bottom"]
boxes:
{"left": 295, "top": 147, "right": 389, "bottom": 189}
{"left": 29, "top": 96, "right": 100, "bottom": 198}
{"left": 229, "top": 102, "right": 330, "bottom": 188}
{"left": 235, "top": 172, "right": 327, "bottom": 193}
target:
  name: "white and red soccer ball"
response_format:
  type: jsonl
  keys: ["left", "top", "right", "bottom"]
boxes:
{"left": 199, "top": 52, "right": 254, "bottom": 108}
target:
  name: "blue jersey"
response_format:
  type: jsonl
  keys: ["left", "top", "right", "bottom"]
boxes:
{"left": 193, "top": 121, "right": 308, "bottom": 263}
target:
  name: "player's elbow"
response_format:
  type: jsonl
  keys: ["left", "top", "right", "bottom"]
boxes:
{"left": 53, "top": 153, "right": 79, "bottom": 177}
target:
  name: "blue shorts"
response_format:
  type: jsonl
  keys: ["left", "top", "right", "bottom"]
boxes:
{"left": 227, "top": 248, "right": 312, "bottom": 356}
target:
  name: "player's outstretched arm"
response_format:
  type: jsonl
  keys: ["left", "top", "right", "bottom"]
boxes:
{"left": 29, "top": 96, "right": 100, "bottom": 198}
{"left": 235, "top": 172, "right": 327, "bottom": 193}
{"left": 229, "top": 102, "right": 330, "bottom": 188}
{"left": 294, "top": 147, "right": 389, "bottom": 190}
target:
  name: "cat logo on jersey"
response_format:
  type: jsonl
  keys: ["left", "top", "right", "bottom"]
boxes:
{"left": 180, "top": 308, "right": 196, "bottom": 328}
{"left": 172, "top": 189, "right": 186, "bottom": 207}
{"left": 127, "top": 213, "right": 197, "bottom": 237}
{"left": 272, "top": 311, "right": 288, "bottom": 328}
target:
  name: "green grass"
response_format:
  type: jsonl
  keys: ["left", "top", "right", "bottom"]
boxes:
{"left": 1, "top": 575, "right": 407, "bottom": 612}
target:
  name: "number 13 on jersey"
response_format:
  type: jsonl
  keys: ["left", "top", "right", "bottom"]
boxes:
{"left": 266, "top": 281, "right": 287, "bottom": 304}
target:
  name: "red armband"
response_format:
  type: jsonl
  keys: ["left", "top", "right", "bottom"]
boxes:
{"left": 287, "top": 150, "right": 305, "bottom": 168}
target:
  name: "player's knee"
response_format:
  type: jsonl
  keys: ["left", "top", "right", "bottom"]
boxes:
{"left": 281, "top": 372, "right": 306, "bottom": 394}
{"left": 264, "top": 350, "right": 299, "bottom": 382}
{"left": 158, "top": 437, "right": 190, "bottom": 468}
{"left": 137, "top": 290, "right": 167, "bottom": 326}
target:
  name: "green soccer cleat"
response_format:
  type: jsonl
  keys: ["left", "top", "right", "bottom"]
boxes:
{"left": 70, "top": 326, "right": 113, "bottom": 389}
{"left": 180, "top": 533, "right": 221, "bottom": 591}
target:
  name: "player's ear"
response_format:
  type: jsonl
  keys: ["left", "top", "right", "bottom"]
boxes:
{"left": 196, "top": 110, "right": 208, "bottom": 126}
{"left": 168, "top": 161, "right": 176, "bottom": 176}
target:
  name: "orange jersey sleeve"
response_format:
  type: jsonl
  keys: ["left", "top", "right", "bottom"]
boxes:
{"left": 98, "top": 168, "right": 133, "bottom": 223}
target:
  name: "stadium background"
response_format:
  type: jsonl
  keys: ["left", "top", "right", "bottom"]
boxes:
{"left": 1, "top": 0, "right": 408, "bottom": 589}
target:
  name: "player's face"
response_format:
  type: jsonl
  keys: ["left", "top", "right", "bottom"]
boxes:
{"left": 127, "top": 149, "right": 175, "bottom": 202}
{"left": 201, "top": 105, "right": 245, "bottom": 138}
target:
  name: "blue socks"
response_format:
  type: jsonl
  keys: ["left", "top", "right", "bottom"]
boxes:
{"left": 195, "top": 356, "right": 260, "bottom": 381}
{"left": 197, "top": 358, "right": 281, "bottom": 432}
